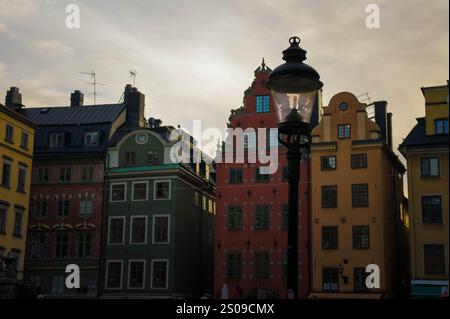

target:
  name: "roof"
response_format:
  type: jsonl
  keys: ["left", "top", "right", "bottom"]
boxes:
{"left": 20, "top": 103, "right": 126, "bottom": 125}
{"left": 0, "top": 103, "right": 36, "bottom": 128}
{"left": 399, "top": 117, "right": 449, "bottom": 150}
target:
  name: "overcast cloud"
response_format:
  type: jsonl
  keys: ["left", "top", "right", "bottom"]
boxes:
{"left": 0, "top": 0, "right": 448, "bottom": 159}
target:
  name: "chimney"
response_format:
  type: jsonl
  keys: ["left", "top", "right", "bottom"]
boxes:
{"left": 374, "top": 101, "right": 389, "bottom": 147}
{"left": 124, "top": 84, "right": 145, "bottom": 127}
{"left": 387, "top": 112, "right": 393, "bottom": 150}
{"left": 70, "top": 90, "right": 84, "bottom": 106}
{"left": 5, "top": 87, "right": 23, "bottom": 110}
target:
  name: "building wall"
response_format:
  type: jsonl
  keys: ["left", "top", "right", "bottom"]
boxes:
{"left": 423, "top": 85, "right": 449, "bottom": 135}
{"left": 214, "top": 63, "right": 312, "bottom": 299}
{"left": 0, "top": 105, "right": 35, "bottom": 281}
{"left": 310, "top": 92, "right": 407, "bottom": 298}
{"left": 24, "top": 158, "right": 104, "bottom": 298}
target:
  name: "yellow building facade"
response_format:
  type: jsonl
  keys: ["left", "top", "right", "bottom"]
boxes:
{"left": 0, "top": 101, "right": 35, "bottom": 289}
{"left": 309, "top": 92, "right": 409, "bottom": 299}
{"left": 399, "top": 82, "right": 449, "bottom": 298}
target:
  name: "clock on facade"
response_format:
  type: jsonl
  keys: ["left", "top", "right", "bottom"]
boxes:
{"left": 135, "top": 133, "right": 148, "bottom": 144}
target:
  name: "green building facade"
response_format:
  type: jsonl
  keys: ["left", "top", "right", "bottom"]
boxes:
{"left": 100, "top": 127, "right": 215, "bottom": 298}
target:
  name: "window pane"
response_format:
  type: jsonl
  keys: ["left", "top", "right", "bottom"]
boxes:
{"left": 422, "top": 196, "right": 443, "bottom": 223}
{"left": 352, "top": 184, "right": 369, "bottom": 207}
{"left": 129, "top": 261, "right": 145, "bottom": 288}
{"left": 111, "top": 184, "right": 125, "bottom": 201}
{"left": 109, "top": 218, "right": 124, "bottom": 244}
{"left": 322, "top": 226, "right": 338, "bottom": 249}
{"left": 131, "top": 217, "right": 146, "bottom": 243}
{"left": 152, "top": 261, "right": 168, "bottom": 288}
{"left": 353, "top": 226, "right": 370, "bottom": 249}
{"left": 424, "top": 244, "right": 446, "bottom": 274}
{"left": 107, "top": 262, "right": 122, "bottom": 288}
{"left": 133, "top": 182, "right": 147, "bottom": 200}
{"left": 154, "top": 216, "right": 169, "bottom": 243}
{"left": 322, "top": 186, "right": 337, "bottom": 208}
{"left": 155, "top": 182, "right": 170, "bottom": 199}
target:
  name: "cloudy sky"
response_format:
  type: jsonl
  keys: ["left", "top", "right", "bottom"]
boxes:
{"left": 0, "top": 0, "right": 448, "bottom": 159}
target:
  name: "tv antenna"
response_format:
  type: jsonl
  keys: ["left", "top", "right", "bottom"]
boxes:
{"left": 79, "top": 70, "right": 106, "bottom": 105}
{"left": 129, "top": 69, "right": 137, "bottom": 86}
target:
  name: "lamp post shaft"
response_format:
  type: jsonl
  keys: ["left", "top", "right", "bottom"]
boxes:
{"left": 287, "top": 144, "right": 301, "bottom": 299}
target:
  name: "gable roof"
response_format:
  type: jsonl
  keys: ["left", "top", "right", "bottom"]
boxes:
{"left": 21, "top": 104, "right": 126, "bottom": 125}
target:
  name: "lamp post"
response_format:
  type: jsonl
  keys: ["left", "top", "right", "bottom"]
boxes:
{"left": 265, "top": 36, "right": 322, "bottom": 299}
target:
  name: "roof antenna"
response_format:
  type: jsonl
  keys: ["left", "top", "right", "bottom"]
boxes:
{"left": 79, "top": 70, "right": 106, "bottom": 105}
{"left": 130, "top": 69, "right": 137, "bottom": 87}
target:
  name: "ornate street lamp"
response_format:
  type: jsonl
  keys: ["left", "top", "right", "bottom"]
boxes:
{"left": 266, "top": 36, "right": 322, "bottom": 299}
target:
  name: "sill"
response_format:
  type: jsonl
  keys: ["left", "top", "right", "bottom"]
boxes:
{"left": 352, "top": 205, "right": 369, "bottom": 208}
{"left": 421, "top": 222, "right": 444, "bottom": 225}
{"left": 20, "top": 146, "right": 29, "bottom": 151}
{"left": 351, "top": 167, "right": 367, "bottom": 169}
{"left": 13, "top": 234, "right": 22, "bottom": 238}
{"left": 420, "top": 176, "right": 440, "bottom": 179}
{"left": 0, "top": 184, "right": 11, "bottom": 189}
{"left": 253, "top": 228, "right": 270, "bottom": 231}
{"left": 16, "top": 189, "right": 26, "bottom": 194}
{"left": 227, "top": 228, "right": 243, "bottom": 231}
{"left": 4, "top": 139, "right": 14, "bottom": 144}
{"left": 0, "top": 231, "right": 6, "bottom": 235}
{"left": 353, "top": 247, "right": 370, "bottom": 250}
{"left": 321, "top": 169, "right": 337, "bottom": 171}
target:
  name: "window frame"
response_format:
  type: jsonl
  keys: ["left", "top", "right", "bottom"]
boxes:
{"left": 153, "top": 180, "right": 171, "bottom": 200}
{"left": 254, "top": 205, "right": 270, "bottom": 230}
{"left": 434, "top": 118, "right": 449, "bottom": 135}
{"left": 84, "top": 131, "right": 99, "bottom": 147}
{"left": 49, "top": 132, "right": 65, "bottom": 148}
{"left": 152, "top": 214, "right": 170, "bottom": 244}
{"left": 352, "top": 184, "right": 369, "bottom": 207}
{"left": 423, "top": 244, "right": 446, "bottom": 275}
{"left": 132, "top": 181, "right": 148, "bottom": 201}
{"left": 337, "top": 124, "right": 351, "bottom": 139}
{"left": 321, "top": 185, "right": 338, "bottom": 208}
{"left": 108, "top": 216, "right": 126, "bottom": 245}
{"left": 229, "top": 168, "right": 243, "bottom": 184}
{"left": 322, "top": 226, "right": 339, "bottom": 250}
{"left": 420, "top": 157, "right": 440, "bottom": 178}
{"left": 150, "top": 259, "right": 169, "bottom": 290}
{"left": 127, "top": 259, "right": 146, "bottom": 289}
{"left": 5, "top": 124, "right": 14, "bottom": 143}
{"left": 20, "top": 132, "right": 29, "bottom": 150}
{"left": 321, "top": 156, "right": 337, "bottom": 171}
{"left": 227, "top": 206, "right": 243, "bottom": 230}
{"left": 130, "top": 215, "right": 147, "bottom": 244}
{"left": 352, "top": 225, "right": 370, "bottom": 249}
{"left": 351, "top": 154, "right": 368, "bottom": 169}
{"left": 110, "top": 182, "right": 127, "bottom": 202}
{"left": 421, "top": 195, "right": 443, "bottom": 224}
{"left": 322, "top": 268, "right": 339, "bottom": 292}
{"left": 255, "top": 95, "right": 270, "bottom": 113}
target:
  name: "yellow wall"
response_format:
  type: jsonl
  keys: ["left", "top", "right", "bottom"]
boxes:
{"left": 0, "top": 105, "right": 35, "bottom": 280}
{"left": 423, "top": 84, "right": 449, "bottom": 135}
{"left": 310, "top": 92, "right": 407, "bottom": 298}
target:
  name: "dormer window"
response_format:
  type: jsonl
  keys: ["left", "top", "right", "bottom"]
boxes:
{"left": 434, "top": 118, "right": 449, "bottom": 135}
{"left": 49, "top": 133, "right": 65, "bottom": 148}
{"left": 256, "top": 95, "right": 270, "bottom": 113}
{"left": 84, "top": 131, "right": 99, "bottom": 146}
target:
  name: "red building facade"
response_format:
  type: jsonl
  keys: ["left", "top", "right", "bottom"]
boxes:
{"left": 214, "top": 61, "right": 318, "bottom": 299}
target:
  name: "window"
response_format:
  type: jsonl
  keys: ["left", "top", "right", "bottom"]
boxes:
{"left": 254, "top": 205, "right": 269, "bottom": 229}
{"left": 151, "top": 260, "right": 168, "bottom": 289}
{"left": 243, "top": 131, "right": 256, "bottom": 149}
{"left": 337, "top": 124, "right": 351, "bottom": 139}
{"left": 52, "top": 275, "right": 65, "bottom": 295}
{"left": 353, "top": 268, "right": 369, "bottom": 292}
{"left": 1, "top": 161, "right": 11, "bottom": 187}
{"left": 0, "top": 207, "right": 7, "bottom": 233}
{"left": 351, "top": 154, "right": 367, "bottom": 169}
{"left": 194, "top": 192, "right": 200, "bottom": 207}
{"left": 130, "top": 216, "right": 147, "bottom": 244}
{"left": 84, "top": 131, "right": 99, "bottom": 146}
{"left": 128, "top": 260, "right": 145, "bottom": 289}
{"left": 322, "top": 268, "right": 339, "bottom": 292}
{"left": 81, "top": 166, "right": 94, "bottom": 182}
{"left": 420, "top": 157, "right": 440, "bottom": 177}
{"left": 146, "top": 150, "right": 159, "bottom": 163}
{"left": 227, "top": 253, "right": 242, "bottom": 278}
{"left": 106, "top": 261, "right": 123, "bottom": 289}
{"left": 154, "top": 180, "right": 170, "bottom": 200}
{"left": 59, "top": 167, "right": 71, "bottom": 182}
{"left": 353, "top": 226, "right": 370, "bottom": 249}
{"left": 424, "top": 244, "right": 446, "bottom": 274}
{"left": 256, "top": 95, "right": 270, "bottom": 112}
{"left": 34, "top": 200, "right": 47, "bottom": 219}
{"left": 322, "top": 186, "right": 337, "bottom": 208}
{"left": 322, "top": 226, "right": 338, "bottom": 249}
{"left": 79, "top": 200, "right": 93, "bottom": 217}
{"left": 108, "top": 217, "right": 125, "bottom": 244}
{"left": 227, "top": 206, "right": 243, "bottom": 230}
{"left": 254, "top": 252, "right": 270, "bottom": 279}
{"left": 281, "top": 205, "right": 288, "bottom": 229}
{"left": 49, "top": 133, "right": 65, "bottom": 148}
{"left": 202, "top": 196, "right": 207, "bottom": 211}
{"left": 55, "top": 232, "right": 69, "bottom": 258}
{"left": 321, "top": 156, "right": 336, "bottom": 170}
{"left": 17, "top": 166, "right": 26, "bottom": 192}
{"left": 229, "top": 169, "right": 243, "bottom": 183}
{"left": 255, "top": 167, "right": 270, "bottom": 182}
{"left": 37, "top": 168, "right": 49, "bottom": 183}
{"left": 28, "top": 233, "right": 48, "bottom": 259}
{"left": 77, "top": 231, "right": 92, "bottom": 258}
{"left": 339, "top": 102, "right": 349, "bottom": 111}
{"left": 435, "top": 118, "right": 449, "bottom": 134}
{"left": 208, "top": 199, "right": 213, "bottom": 213}
{"left": 205, "top": 164, "right": 210, "bottom": 180}
{"left": 153, "top": 215, "right": 169, "bottom": 243}
{"left": 57, "top": 200, "right": 70, "bottom": 218}
{"left": 422, "top": 196, "right": 442, "bottom": 224}
{"left": 132, "top": 182, "right": 148, "bottom": 201}
{"left": 352, "top": 184, "right": 369, "bottom": 207}
{"left": 20, "top": 132, "right": 29, "bottom": 149}
{"left": 5, "top": 125, "right": 14, "bottom": 143}
{"left": 111, "top": 183, "right": 126, "bottom": 202}
{"left": 13, "top": 209, "right": 23, "bottom": 237}
{"left": 125, "top": 152, "right": 136, "bottom": 164}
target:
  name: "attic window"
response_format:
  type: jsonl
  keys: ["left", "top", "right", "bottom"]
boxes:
{"left": 49, "top": 133, "right": 65, "bottom": 148}
{"left": 84, "top": 131, "right": 99, "bottom": 146}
